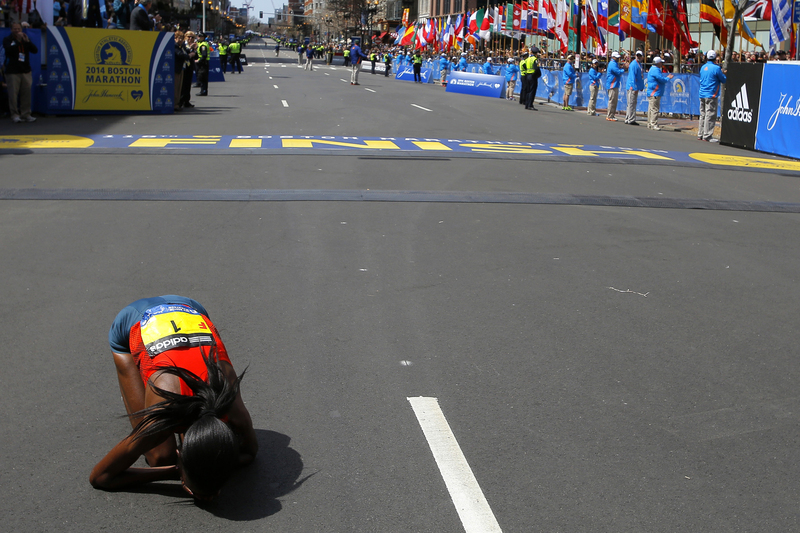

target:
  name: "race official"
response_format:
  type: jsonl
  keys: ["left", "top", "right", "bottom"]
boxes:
{"left": 625, "top": 50, "right": 644, "bottom": 125}
{"left": 195, "top": 34, "right": 209, "bottom": 96}
{"left": 505, "top": 57, "right": 519, "bottom": 100}
{"left": 561, "top": 54, "right": 576, "bottom": 111}
{"left": 587, "top": 59, "right": 602, "bottom": 116}
{"left": 697, "top": 50, "right": 727, "bottom": 142}
{"left": 646, "top": 57, "right": 673, "bottom": 130}
{"left": 349, "top": 41, "right": 369, "bottom": 85}
{"left": 2, "top": 22, "right": 38, "bottom": 123}
{"left": 606, "top": 51, "right": 624, "bottom": 121}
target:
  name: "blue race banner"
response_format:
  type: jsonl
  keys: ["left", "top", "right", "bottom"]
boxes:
{"left": 395, "top": 65, "right": 434, "bottom": 83}
{"left": 755, "top": 63, "right": 800, "bottom": 160}
{"left": 445, "top": 72, "right": 505, "bottom": 98}
{"left": 46, "top": 27, "right": 174, "bottom": 114}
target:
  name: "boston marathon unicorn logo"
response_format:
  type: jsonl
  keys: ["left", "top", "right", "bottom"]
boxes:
{"left": 95, "top": 36, "right": 133, "bottom": 65}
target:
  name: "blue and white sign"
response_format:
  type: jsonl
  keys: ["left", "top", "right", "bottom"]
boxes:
{"left": 395, "top": 65, "right": 433, "bottom": 83}
{"left": 755, "top": 63, "right": 800, "bottom": 160}
{"left": 794, "top": 1, "right": 800, "bottom": 23}
{"left": 445, "top": 72, "right": 505, "bottom": 98}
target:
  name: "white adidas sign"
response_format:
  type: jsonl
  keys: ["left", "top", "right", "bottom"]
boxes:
{"left": 727, "top": 84, "right": 754, "bottom": 123}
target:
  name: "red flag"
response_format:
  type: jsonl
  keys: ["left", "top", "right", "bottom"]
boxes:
{"left": 513, "top": 3, "right": 522, "bottom": 31}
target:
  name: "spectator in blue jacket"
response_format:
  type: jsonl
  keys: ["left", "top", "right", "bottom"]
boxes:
{"left": 561, "top": 54, "right": 577, "bottom": 111}
{"left": 625, "top": 50, "right": 645, "bottom": 125}
{"left": 587, "top": 58, "right": 602, "bottom": 116}
{"left": 697, "top": 50, "right": 727, "bottom": 142}
{"left": 606, "top": 51, "right": 624, "bottom": 121}
{"left": 646, "top": 57, "right": 673, "bottom": 130}
{"left": 505, "top": 57, "right": 520, "bottom": 101}
{"left": 349, "top": 41, "right": 370, "bottom": 85}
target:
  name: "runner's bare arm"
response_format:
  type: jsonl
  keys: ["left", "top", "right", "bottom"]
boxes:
{"left": 90, "top": 429, "right": 179, "bottom": 490}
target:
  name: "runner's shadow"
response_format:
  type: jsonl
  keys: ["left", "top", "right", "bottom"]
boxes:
{"left": 205, "top": 429, "right": 312, "bottom": 521}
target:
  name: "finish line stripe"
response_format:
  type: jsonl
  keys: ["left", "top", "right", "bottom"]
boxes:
{"left": 1, "top": 188, "right": 799, "bottom": 213}
{"left": 408, "top": 397, "right": 502, "bottom": 533}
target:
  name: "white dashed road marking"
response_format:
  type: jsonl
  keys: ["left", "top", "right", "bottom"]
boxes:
{"left": 408, "top": 397, "right": 502, "bottom": 533}
{"left": 281, "top": 100, "right": 289, "bottom": 107}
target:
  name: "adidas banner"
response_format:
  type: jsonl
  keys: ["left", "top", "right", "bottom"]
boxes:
{"left": 720, "top": 63, "right": 763, "bottom": 151}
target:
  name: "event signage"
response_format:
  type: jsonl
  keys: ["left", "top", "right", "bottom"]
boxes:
{"left": 46, "top": 27, "right": 174, "bottom": 114}
{"left": 445, "top": 72, "right": 505, "bottom": 98}
{"left": 395, "top": 65, "right": 433, "bottom": 83}
{"left": 720, "top": 63, "right": 764, "bottom": 151}
{"left": 754, "top": 63, "right": 800, "bottom": 159}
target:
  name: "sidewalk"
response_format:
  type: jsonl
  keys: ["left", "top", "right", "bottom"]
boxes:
{"left": 540, "top": 100, "right": 718, "bottom": 139}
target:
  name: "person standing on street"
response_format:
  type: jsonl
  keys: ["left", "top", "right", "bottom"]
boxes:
{"left": 646, "top": 56, "right": 673, "bottom": 130}
{"left": 518, "top": 51, "right": 529, "bottom": 106}
{"left": 195, "top": 34, "right": 210, "bottom": 96}
{"left": 229, "top": 40, "right": 243, "bottom": 74}
{"left": 2, "top": 22, "right": 38, "bottom": 123}
{"left": 525, "top": 48, "right": 540, "bottom": 110}
{"left": 561, "top": 54, "right": 576, "bottom": 111}
{"left": 505, "top": 57, "right": 519, "bottom": 100}
{"left": 304, "top": 44, "right": 314, "bottom": 70}
{"left": 697, "top": 50, "right": 727, "bottom": 142}
{"left": 349, "top": 40, "right": 369, "bottom": 85}
{"left": 412, "top": 50, "right": 423, "bottom": 83}
{"left": 129, "top": 0, "right": 154, "bottom": 30}
{"left": 218, "top": 40, "right": 228, "bottom": 73}
{"left": 625, "top": 50, "right": 644, "bottom": 125}
{"left": 383, "top": 50, "right": 392, "bottom": 77}
{"left": 605, "top": 51, "right": 624, "bottom": 121}
{"left": 343, "top": 47, "right": 350, "bottom": 67}
{"left": 587, "top": 58, "right": 602, "bottom": 116}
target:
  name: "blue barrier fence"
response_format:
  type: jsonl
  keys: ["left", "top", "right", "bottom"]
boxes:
{"left": 414, "top": 60, "right": 702, "bottom": 115}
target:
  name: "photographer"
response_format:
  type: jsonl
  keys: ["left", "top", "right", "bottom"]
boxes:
{"left": 2, "top": 22, "right": 38, "bottom": 123}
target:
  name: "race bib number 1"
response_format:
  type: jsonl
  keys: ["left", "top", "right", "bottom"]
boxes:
{"left": 140, "top": 304, "right": 214, "bottom": 357}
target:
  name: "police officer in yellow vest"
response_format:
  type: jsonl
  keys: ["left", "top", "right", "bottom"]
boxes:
{"left": 196, "top": 34, "right": 210, "bottom": 96}
{"left": 218, "top": 41, "right": 228, "bottom": 73}
{"left": 518, "top": 52, "right": 529, "bottom": 106}
{"left": 523, "top": 49, "right": 540, "bottom": 110}
{"left": 413, "top": 50, "right": 423, "bottom": 83}
{"left": 229, "top": 40, "right": 243, "bottom": 74}
{"left": 343, "top": 47, "right": 351, "bottom": 67}
{"left": 370, "top": 51, "right": 377, "bottom": 74}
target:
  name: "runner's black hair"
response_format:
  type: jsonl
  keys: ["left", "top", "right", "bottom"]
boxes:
{"left": 129, "top": 346, "right": 246, "bottom": 497}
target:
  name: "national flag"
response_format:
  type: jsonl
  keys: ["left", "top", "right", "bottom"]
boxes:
{"left": 699, "top": 0, "right": 727, "bottom": 43}
{"left": 769, "top": 0, "right": 793, "bottom": 51}
{"left": 724, "top": 0, "right": 763, "bottom": 47}
{"left": 394, "top": 25, "right": 405, "bottom": 44}
{"left": 513, "top": 3, "right": 523, "bottom": 31}
{"left": 528, "top": 1, "right": 538, "bottom": 32}
{"left": 521, "top": 1, "right": 529, "bottom": 30}
{"left": 469, "top": 10, "right": 479, "bottom": 35}
{"left": 480, "top": 8, "right": 493, "bottom": 39}
{"left": 621, "top": 0, "right": 650, "bottom": 40}
{"left": 743, "top": 0, "right": 772, "bottom": 19}
{"left": 506, "top": 3, "right": 514, "bottom": 30}
{"left": 455, "top": 13, "right": 465, "bottom": 47}
{"left": 400, "top": 23, "right": 415, "bottom": 46}
{"left": 583, "top": 0, "right": 607, "bottom": 52}
{"left": 555, "top": 0, "right": 569, "bottom": 52}
{"left": 538, "top": 0, "right": 551, "bottom": 34}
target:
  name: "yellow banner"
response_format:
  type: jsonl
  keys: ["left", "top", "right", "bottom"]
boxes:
{"left": 50, "top": 27, "right": 174, "bottom": 112}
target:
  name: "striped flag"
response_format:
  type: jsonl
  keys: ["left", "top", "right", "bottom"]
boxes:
{"left": 769, "top": 0, "right": 793, "bottom": 51}
{"left": 699, "top": 0, "right": 727, "bottom": 43}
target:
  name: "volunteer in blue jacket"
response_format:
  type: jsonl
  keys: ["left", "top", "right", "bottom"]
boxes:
{"left": 457, "top": 53, "right": 468, "bottom": 72}
{"left": 625, "top": 50, "right": 645, "bottom": 125}
{"left": 439, "top": 54, "right": 450, "bottom": 87}
{"left": 505, "top": 57, "right": 520, "bottom": 101}
{"left": 646, "top": 56, "right": 674, "bottom": 130}
{"left": 606, "top": 51, "right": 624, "bottom": 121}
{"left": 587, "top": 58, "right": 602, "bottom": 116}
{"left": 482, "top": 56, "right": 494, "bottom": 75}
{"left": 561, "top": 54, "right": 577, "bottom": 111}
{"left": 697, "top": 50, "right": 727, "bottom": 142}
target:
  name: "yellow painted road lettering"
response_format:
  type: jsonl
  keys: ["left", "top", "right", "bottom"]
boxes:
{"left": 412, "top": 141, "right": 452, "bottom": 151}
{"left": 229, "top": 139, "right": 263, "bottom": 148}
{"left": 459, "top": 144, "right": 552, "bottom": 154}
{"left": 129, "top": 137, "right": 222, "bottom": 147}
{"left": 281, "top": 139, "right": 400, "bottom": 149}
{"left": 0, "top": 135, "right": 94, "bottom": 148}
{"left": 689, "top": 153, "right": 800, "bottom": 172}
{"left": 551, "top": 146, "right": 672, "bottom": 159}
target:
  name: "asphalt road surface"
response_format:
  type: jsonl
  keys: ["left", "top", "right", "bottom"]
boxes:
{"left": 2, "top": 38, "right": 800, "bottom": 532}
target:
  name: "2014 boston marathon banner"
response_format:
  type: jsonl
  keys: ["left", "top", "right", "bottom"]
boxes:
{"left": 46, "top": 27, "right": 174, "bottom": 114}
